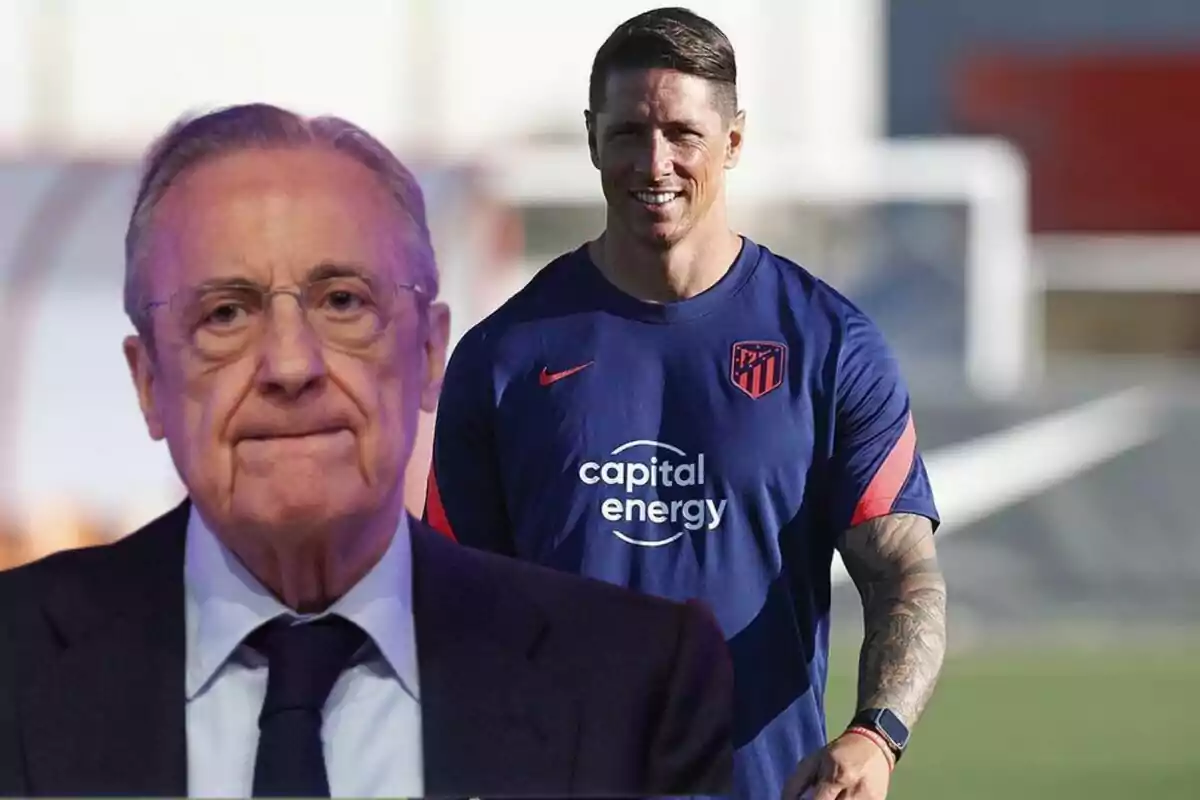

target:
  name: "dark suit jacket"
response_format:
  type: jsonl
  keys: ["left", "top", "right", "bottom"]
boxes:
{"left": 0, "top": 501, "right": 732, "bottom": 798}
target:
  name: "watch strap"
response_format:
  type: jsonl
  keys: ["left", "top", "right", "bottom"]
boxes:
{"left": 850, "top": 708, "right": 909, "bottom": 761}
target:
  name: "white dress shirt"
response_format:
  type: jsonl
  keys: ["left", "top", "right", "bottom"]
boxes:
{"left": 184, "top": 507, "right": 423, "bottom": 798}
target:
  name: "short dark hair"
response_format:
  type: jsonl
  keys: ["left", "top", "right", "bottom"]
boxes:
{"left": 589, "top": 7, "right": 738, "bottom": 116}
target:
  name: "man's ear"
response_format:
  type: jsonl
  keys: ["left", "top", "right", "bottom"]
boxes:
{"left": 419, "top": 302, "right": 451, "bottom": 414}
{"left": 585, "top": 110, "right": 601, "bottom": 170}
{"left": 725, "top": 109, "right": 746, "bottom": 170}
{"left": 124, "top": 334, "right": 165, "bottom": 440}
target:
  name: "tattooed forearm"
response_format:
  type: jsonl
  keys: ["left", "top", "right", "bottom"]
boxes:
{"left": 837, "top": 512, "right": 947, "bottom": 727}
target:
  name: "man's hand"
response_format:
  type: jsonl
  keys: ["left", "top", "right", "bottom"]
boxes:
{"left": 781, "top": 730, "right": 892, "bottom": 800}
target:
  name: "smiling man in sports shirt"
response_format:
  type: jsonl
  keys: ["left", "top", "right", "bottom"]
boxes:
{"left": 426, "top": 7, "right": 948, "bottom": 799}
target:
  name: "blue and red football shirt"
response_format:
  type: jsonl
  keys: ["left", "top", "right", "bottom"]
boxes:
{"left": 425, "top": 237, "right": 939, "bottom": 799}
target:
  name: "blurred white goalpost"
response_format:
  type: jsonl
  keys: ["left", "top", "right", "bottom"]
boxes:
{"left": 478, "top": 138, "right": 1034, "bottom": 401}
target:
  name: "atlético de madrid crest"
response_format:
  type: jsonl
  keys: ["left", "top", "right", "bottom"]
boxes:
{"left": 730, "top": 340, "right": 787, "bottom": 399}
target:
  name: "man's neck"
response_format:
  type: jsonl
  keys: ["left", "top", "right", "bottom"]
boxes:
{"left": 589, "top": 222, "right": 743, "bottom": 304}
{"left": 226, "top": 505, "right": 402, "bottom": 615}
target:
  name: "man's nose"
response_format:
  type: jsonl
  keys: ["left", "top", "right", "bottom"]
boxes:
{"left": 634, "top": 131, "right": 675, "bottom": 180}
{"left": 255, "top": 295, "right": 327, "bottom": 399}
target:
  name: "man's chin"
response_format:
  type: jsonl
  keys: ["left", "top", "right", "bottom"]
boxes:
{"left": 230, "top": 486, "right": 366, "bottom": 535}
{"left": 632, "top": 215, "right": 689, "bottom": 249}
{"left": 644, "top": 230, "right": 686, "bottom": 252}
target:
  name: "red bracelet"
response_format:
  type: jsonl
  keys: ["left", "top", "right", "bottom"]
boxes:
{"left": 844, "top": 726, "right": 897, "bottom": 771}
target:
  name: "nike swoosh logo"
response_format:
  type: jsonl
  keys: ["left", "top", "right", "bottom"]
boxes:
{"left": 539, "top": 361, "right": 595, "bottom": 386}
{"left": 831, "top": 387, "right": 1164, "bottom": 586}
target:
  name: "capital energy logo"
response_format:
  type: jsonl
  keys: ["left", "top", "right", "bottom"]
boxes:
{"left": 577, "top": 439, "right": 727, "bottom": 547}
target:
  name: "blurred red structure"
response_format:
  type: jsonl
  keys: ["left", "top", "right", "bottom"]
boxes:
{"left": 954, "top": 51, "right": 1200, "bottom": 233}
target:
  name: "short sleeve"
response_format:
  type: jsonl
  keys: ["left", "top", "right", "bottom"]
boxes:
{"left": 424, "top": 327, "right": 517, "bottom": 556}
{"left": 827, "top": 312, "right": 940, "bottom": 533}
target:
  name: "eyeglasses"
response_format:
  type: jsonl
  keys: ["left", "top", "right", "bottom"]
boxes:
{"left": 142, "top": 274, "right": 428, "bottom": 360}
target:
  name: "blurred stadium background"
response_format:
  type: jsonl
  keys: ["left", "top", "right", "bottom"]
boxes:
{"left": 1, "top": 1, "right": 1198, "bottom": 796}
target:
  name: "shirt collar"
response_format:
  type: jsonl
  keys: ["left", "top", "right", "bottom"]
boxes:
{"left": 184, "top": 506, "right": 418, "bottom": 702}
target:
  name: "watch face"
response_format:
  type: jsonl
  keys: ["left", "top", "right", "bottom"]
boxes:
{"left": 875, "top": 710, "right": 910, "bottom": 748}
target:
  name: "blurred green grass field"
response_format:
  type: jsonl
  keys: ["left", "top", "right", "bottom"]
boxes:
{"left": 824, "top": 639, "right": 1200, "bottom": 799}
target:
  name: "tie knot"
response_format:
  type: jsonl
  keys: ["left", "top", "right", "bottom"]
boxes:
{"left": 249, "top": 615, "right": 367, "bottom": 720}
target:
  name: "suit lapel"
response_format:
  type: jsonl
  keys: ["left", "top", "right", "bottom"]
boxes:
{"left": 412, "top": 521, "right": 580, "bottom": 798}
{"left": 19, "top": 508, "right": 578, "bottom": 797}
{"left": 21, "top": 503, "right": 189, "bottom": 797}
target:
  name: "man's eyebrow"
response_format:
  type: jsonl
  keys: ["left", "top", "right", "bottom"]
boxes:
{"left": 189, "top": 276, "right": 263, "bottom": 293}
{"left": 306, "top": 261, "right": 373, "bottom": 282}
{"left": 604, "top": 118, "right": 708, "bottom": 134}
{"left": 182, "top": 262, "right": 374, "bottom": 295}
{"left": 606, "top": 120, "right": 648, "bottom": 134}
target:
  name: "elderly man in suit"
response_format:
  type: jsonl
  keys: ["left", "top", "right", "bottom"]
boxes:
{"left": 0, "top": 103, "right": 732, "bottom": 799}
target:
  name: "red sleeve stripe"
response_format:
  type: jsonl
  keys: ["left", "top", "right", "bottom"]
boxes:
{"left": 423, "top": 465, "right": 457, "bottom": 541}
{"left": 850, "top": 412, "right": 918, "bottom": 527}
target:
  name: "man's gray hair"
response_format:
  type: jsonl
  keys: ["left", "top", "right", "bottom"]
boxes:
{"left": 124, "top": 103, "right": 438, "bottom": 335}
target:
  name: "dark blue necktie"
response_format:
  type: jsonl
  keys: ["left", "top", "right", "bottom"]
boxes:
{"left": 249, "top": 615, "right": 367, "bottom": 798}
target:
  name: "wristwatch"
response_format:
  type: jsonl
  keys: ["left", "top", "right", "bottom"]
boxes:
{"left": 850, "top": 708, "right": 910, "bottom": 762}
